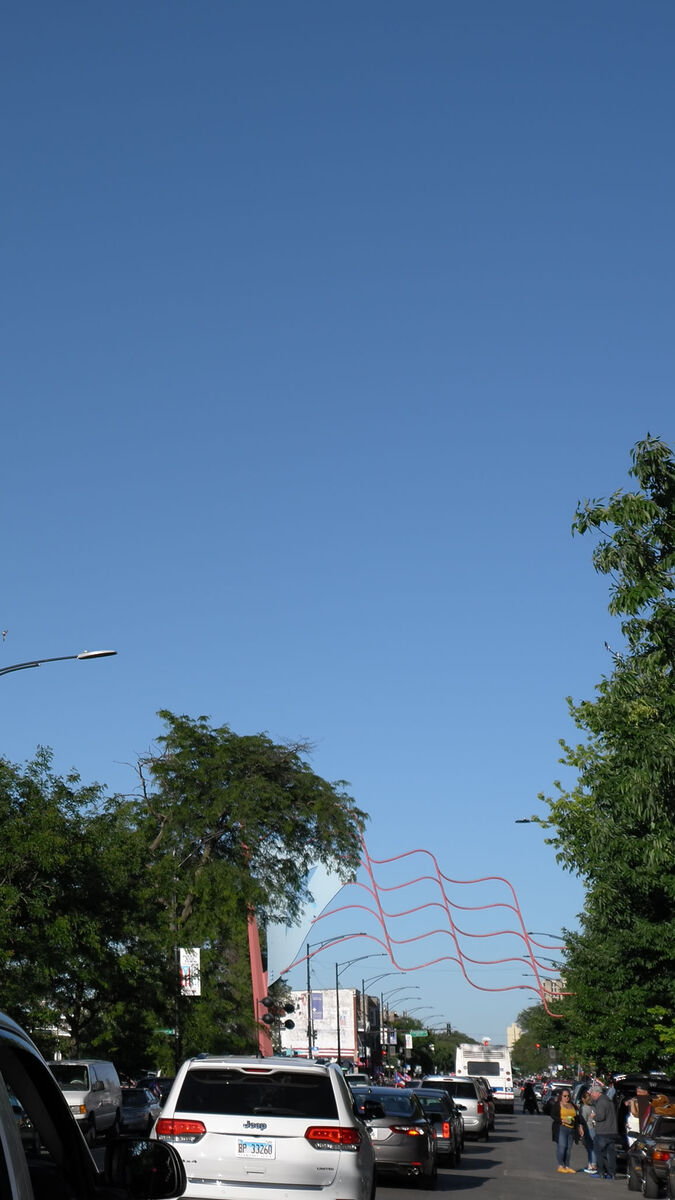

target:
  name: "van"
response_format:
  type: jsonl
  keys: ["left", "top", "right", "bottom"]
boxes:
{"left": 48, "top": 1058, "right": 122, "bottom": 1144}
{"left": 421, "top": 1075, "right": 490, "bottom": 1140}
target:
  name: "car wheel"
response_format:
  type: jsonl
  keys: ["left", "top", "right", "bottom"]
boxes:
{"left": 643, "top": 1168, "right": 659, "bottom": 1198}
{"left": 419, "top": 1162, "right": 438, "bottom": 1190}
{"left": 85, "top": 1117, "right": 97, "bottom": 1147}
{"left": 628, "top": 1161, "right": 642, "bottom": 1192}
{"left": 482, "top": 1125, "right": 490, "bottom": 1141}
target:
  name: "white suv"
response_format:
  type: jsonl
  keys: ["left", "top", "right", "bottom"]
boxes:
{"left": 155, "top": 1056, "right": 376, "bottom": 1200}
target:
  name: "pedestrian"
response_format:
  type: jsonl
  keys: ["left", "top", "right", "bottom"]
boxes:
{"left": 589, "top": 1082, "right": 618, "bottom": 1179}
{"left": 630, "top": 1085, "right": 652, "bottom": 1131}
{"left": 550, "top": 1087, "right": 580, "bottom": 1173}
{"left": 579, "top": 1089, "right": 598, "bottom": 1173}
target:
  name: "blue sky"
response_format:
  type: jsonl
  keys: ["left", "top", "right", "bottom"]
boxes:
{"left": 3, "top": 1, "right": 674, "bottom": 1043}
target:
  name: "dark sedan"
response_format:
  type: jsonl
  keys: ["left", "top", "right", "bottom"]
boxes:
{"left": 628, "top": 1113, "right": 675, "bottom": 1195}
{"left": 415, "top": 1088, "right": 463, "bottom": 1166}
{"left": 352, "top": 1086, "right": 437, "bottom": 1186}
{"left": 120, "top": 1087, "right": 161, "bottom": 1135}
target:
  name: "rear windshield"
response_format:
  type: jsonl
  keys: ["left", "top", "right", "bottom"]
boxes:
{"left": 652, "top": 1117, "right": 675, "bottom": 1137}
{"left": 176, "top": 1069, "right": 338, "bottom": 1119}
{"left": 466, "top": 1061, "right": 500, "bottom": 1075}
{"left": 369, "top": 1094, "right": 418, "bottom": 1117}
{"left": 437, "top": 1080, "right": 477, "bottom": 1099}
{"left": 417, "top": 1096, "right": 448, "bottom": 1115}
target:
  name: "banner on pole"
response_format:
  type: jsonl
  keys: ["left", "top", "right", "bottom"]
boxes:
{"left": 179, "top": 947, "right": 201, "bottom": 996}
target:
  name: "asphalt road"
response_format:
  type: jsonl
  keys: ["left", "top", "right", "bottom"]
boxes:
{"left": 92, "top": 1108, "right": 628, "bottom": 1197}
{"left": 376, "top": 1108, "right": 628, "bottom": 1200}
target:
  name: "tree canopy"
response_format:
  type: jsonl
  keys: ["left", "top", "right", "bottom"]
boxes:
{"left": 535, "top": 436, "right": 675, "bottom": 1072}
{"left": 0, "top": 713, "right": 367, "bottom": 1071}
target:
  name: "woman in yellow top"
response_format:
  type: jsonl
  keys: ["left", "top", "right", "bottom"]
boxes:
{"left": 550, "top": 1088, "right": 580, "bottom": 1173}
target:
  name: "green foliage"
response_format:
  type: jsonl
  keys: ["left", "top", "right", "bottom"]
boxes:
{"left": 533, "top": 436, "right": 675, "bottom": 1073}
{"left": 0, "top": 713, "right": 368, "bottom": 1072}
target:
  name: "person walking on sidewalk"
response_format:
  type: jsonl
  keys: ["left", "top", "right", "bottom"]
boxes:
{"left": 579, "top": 1089, "right": 598, "bottom": 1174}
{"left": 550, "top": 1088, "right": 580, "bottom": 1173}
{"left": 590, "top": 1082, "right": 618, "bottom": 1179}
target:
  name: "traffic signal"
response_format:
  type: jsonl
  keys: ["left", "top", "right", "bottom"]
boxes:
{"left": 261, "top": 996, "right": 296, "bottom": 1030}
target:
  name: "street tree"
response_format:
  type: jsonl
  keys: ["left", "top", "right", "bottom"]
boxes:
{"left": 136, "top": 711, "right": 368, "bottom": 1055}
{"left": 535, "top": 436, "right": 675, "bottom": 1072}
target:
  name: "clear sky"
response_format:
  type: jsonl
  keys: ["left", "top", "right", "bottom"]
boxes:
{"left": 4, "top": 1, "right": 674, "bottom": 1044}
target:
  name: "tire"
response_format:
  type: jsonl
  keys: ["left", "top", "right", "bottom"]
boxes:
{"left": 643, "top": 1168, "right": 659, "bottom": 1198}
{"left": 482, "top": 1125, "right": 490, "bottom": 1141}
{"left": 85, "top": 1117, "right": 97, "bottom": 1147}
{"left": 420, "top": 1162, "right": 437, "bottom": 1190}
{"left": 628, "top": 1161, "right": 642, "bottom": 1192}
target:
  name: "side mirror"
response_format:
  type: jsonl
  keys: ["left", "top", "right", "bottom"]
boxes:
{"left": 456, "top": 1103, "right": 467, "bottom": 1111}
{"left": 92, "top": 1080, "right": 104, "bottom": 1092}
{"left": 104, "top": 1138, "right": 187, "bottom": 1199}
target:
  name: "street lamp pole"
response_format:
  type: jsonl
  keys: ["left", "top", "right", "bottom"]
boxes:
{"left": 334, "top": 952, "right": 386, "bottom": 1067}
{"left": 0, "top": 650, "right": 117, "bottom": 678}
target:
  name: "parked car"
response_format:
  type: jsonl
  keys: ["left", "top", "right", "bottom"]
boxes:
{"left": 121, "top": 1087, "right": 162, "bottom": 1135}
{"left": 155, "top": 1055, "right": 375, "bottom": 1200}
{"left": 415, "top": 1087, "right": 463, "bottom": 1166}
{"left": 350, "top": 1085, "right": 437, "bottom": 1186}
{"left": 628, "top": 1111, "right": 675, "bottom": 1195}
{"left": 0, "top": 1009, "right": 186, "bottom": 1200}
{"left": 48, "top": 1057, "right": 123, "bottom": 1145}
{"left": 421, "top": 1075, "right": 490, "bottom": 1140}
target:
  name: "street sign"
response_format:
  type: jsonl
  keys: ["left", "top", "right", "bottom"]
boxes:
{"left": 410, "top": 1030, "right": 428, "bottom": 1037}
{"left": 154, "top": 1028, "right": 175, "bottom": 1035}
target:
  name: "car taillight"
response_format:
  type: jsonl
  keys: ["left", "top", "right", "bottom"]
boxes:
{"left": 442, "top": 1122, "right": 450, "bottom": 1138}
{"left": 477, "top": 1103, "right": 484, "bottom": 1114}
{"left": 653, "top": 1151, "right": 671, "bottom": 1162}
{"left": 390, "top": 1125, "right": 425, "bottom": 1136}
{"left": 305, "top": 1126, "right": 361, "bottom": 1150}
{"left": 155, "top": 1117, "right": 206, "bottom": 1142}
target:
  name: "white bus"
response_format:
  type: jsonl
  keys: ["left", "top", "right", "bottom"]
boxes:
{"left": 454, "top": 1042, "right": 514, "bottom": 1112}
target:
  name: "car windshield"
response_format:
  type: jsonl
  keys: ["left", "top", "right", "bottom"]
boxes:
{"left": 49, "top": 1064, "right": 90, "bottom": 1090}
{"left": 367, "top": 1093, "right": 417, "bottom": 1117}
{"left": 652, "top": 1116, "right": 675, "bottom": 1136}
{"left": 438, "top": 1081, "right": 477, "bottom": 1099}
{"left": 417, "top": 1096, "right": 447, "bottom": 1115}
{"left": 176, "top": 1068, "right": 338, "bottom": 1119}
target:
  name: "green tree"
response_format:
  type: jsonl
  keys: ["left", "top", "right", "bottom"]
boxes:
{"left": 137, "top": 711, "right": 368, "bottom": 1058}
{"left": 535, "top": 436, "right": 675, "bottom": 1072}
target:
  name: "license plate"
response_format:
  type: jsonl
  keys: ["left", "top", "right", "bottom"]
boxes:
{"left": 237, "top": 1139, "right": 275, "bottom": 1159}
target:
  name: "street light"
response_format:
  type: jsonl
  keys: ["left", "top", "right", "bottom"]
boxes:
{"left": 0, "top": 650, "right": 117, "bottom": 677}
{"left": 384, "top": 986, "right": 421, "bottom": 1001}
{"left": 334, "top": 953, "right": 387, "bottom": 1066}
